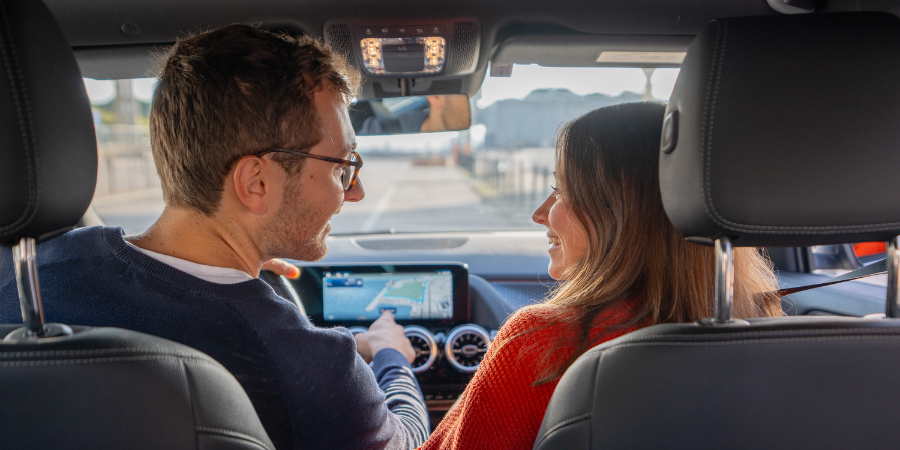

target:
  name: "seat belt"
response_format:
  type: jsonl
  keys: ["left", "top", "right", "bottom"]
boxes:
{"left": 776, "top": 259, "right": 887, "bottom": 297}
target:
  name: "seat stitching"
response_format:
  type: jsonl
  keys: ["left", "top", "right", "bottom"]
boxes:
{"left": 0, "top": 0, "right": 40, "bottom": 234}
{"left": 622, "top": 327, "right": 900, "bottom": 341}
{"left": 701, "top": 20, "right": 724, "bottom": 234}
{"left": 0, "top": 347, "right": 180, "bottom": 356}
{"left": 195, "top": 426, "right": 274, "bottom": 450}
{"left": 698, "top": 20, "right": 719, "bottom": 220}
{"left": 600, "top": 335, "right": 900, "bottom": 352}
{"left": 0, "top": 355, "right": 225, "bottom": 368}
{"left": 182, "top": 359, "right": 199, "bottom": 450}
{"left": 0, "top": 347, "right": 216, "bottom": 359}
{"left": 533, "top": 413, "right": 591, "bottom": 448}
{"left": 697, "top": 20, "right": 900, "bottom": 234}
{"left": 707, "top": 224, "right": 900, "bottom": 233}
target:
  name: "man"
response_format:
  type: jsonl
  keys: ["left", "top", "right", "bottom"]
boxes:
{"left": 0, "top": 25, "right": 429, "bottom": 450}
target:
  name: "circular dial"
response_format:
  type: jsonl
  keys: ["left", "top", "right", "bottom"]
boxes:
{"left": 347, "top": 326, "right": 368, "bottom": 336}
{"left": 445, "top": 324, "right": 491, "bottom": 373}
{"left": 404, "top": 325, "right": 438, "bottom": 374}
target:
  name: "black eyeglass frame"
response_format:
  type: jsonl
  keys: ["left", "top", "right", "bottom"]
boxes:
{"left": 258, "top": 148, "right": 363, "bottom": 191}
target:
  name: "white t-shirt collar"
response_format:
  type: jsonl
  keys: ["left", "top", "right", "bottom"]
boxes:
{"left": 125, "top": 241, "right": 254, "bottom": 285}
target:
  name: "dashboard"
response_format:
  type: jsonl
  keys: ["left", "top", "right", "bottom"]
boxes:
{"left": 289, "top": 263, "right": 485, "bottom": 380}
{"left": 258, "top": 231, "right": 889, "bottom": 428}
{"left": 256, "top": 231, "right": 555, "bottom": 427}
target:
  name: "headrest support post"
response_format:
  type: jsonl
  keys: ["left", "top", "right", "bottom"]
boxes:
{"left": 714, "top": 237, "right": 734, "bottom": 324}
{"left": 12, "top": 237, "right": 45, "bottom": 337}
{"left": 886, "top": 237, "right": 900, "bottom": 318}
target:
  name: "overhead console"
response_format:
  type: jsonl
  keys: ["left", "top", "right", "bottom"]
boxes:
{"left": 324, "top": 18, "right": 481, "bottom": 98}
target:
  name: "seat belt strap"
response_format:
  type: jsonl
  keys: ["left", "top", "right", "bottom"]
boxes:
{"left": 776, "top": 259, "right": 886, "bottom": 297}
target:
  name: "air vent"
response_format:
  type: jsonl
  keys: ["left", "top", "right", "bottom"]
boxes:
{"left": 353, "top": 237, "right": 469, "bottom": 251}
{"left": 490, "top": 282, "right": 556, "bottom": 309}
{"left": 325, "top": 23, "right": 354, "bottom": 64}
{"left": 445, "top": 324, "right": 490, "bottom": 373}
{"left": 404, "top": 325, "right": 438, "bottom": 373}
{"left": 448, "top": 22, "right": 478, "bottom": 73}
{"left": 372, "top": 79, "right": 463, "bottom": 98}
{"left": 423, "top": 79, "right": 463, "bottom": 94}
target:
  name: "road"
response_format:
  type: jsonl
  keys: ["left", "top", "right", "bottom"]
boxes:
{"left": 91, "top": 156, "right": 538, "bottom": 235}
{"left": 330, "top": 158, "right": 523, "bottom": 234}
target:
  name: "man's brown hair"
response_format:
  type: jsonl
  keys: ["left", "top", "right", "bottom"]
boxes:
{"left": 150, "top": 24, "right": 360, "bottom": 214}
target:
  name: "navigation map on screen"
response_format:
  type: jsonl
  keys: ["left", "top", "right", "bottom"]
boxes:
{"left": 323, "top": 271, "right": 453, "bottom": 321}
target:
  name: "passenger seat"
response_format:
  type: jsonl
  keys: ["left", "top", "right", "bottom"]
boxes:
{"left": 534, "top": 12, "right": 900, "bottom": 450}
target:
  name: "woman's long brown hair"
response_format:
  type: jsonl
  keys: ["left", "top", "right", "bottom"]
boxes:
{"left": 521, "top": 102, "right": 782, "bottom": 385}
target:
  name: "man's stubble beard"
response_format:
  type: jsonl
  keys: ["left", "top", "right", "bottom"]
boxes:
{"left": 260, "top": 177, "right": 333, "bottom": 262}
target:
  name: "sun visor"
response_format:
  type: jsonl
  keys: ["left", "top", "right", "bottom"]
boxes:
{"left": 660, "top": 12, "right": 900, "bottom": 247}
{"left": 75, "top": 45, "right": 167, "bottom": 80}
{"left": 492, "top": 33, "right": 693, "bottom": 68}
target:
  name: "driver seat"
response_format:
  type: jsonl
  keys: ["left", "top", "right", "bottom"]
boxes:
{"left": 0, "top": 0, "right": 274, "bottom": 448}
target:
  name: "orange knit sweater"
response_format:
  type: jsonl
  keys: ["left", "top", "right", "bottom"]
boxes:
{"left": 420, "top": 302, "right": 639, "bottom": 450}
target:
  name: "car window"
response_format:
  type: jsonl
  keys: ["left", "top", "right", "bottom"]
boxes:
{"left": 85, "top": 66, "right": 679, "bottom": 235}
{"left": 86, "top": 78, "right": 163, "bottom": 234}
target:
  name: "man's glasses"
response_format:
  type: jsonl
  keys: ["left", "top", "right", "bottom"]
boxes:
{"left": 259, "top": 148, "right": 363, "bottom": 191}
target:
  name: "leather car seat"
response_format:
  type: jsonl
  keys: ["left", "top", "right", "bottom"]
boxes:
{"left": 0, "top": 0, "right": 274, "bottom": 448}
{"left": 534, "top": 12, "right": 900, "bottom": 450}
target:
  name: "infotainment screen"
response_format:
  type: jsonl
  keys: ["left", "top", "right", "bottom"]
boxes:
{"left": 288, "top": 263, "right": 469, "bottom": 325}
{"left": 323, "top": 271, "right": 453, "bottom": 321}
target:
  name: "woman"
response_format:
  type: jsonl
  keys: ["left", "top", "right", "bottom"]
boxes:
{"left": 420, "top": 102, "right": 782, "bottom": 450}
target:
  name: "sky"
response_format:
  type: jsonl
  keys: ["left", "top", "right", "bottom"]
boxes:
{"left": 84, "top": 77, "right": 157, "bottom": 105}
{"left": 82, "top": 64, "right": 681, "bottom": 151}
{"left": 477, "top": 65, "right": 680, "bottom": 107}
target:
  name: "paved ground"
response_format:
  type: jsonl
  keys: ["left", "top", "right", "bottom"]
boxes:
{"left": 330, "top": 158, "right": 529, "bottom": 234}
{"left": 91, "top": 156, "right": 543, "bottom": 235}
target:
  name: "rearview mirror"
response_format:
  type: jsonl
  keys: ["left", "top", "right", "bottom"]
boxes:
{"left": 350, "top": 94, "right": 471, "bottom": 136}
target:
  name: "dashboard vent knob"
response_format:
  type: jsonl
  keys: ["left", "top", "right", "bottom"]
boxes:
{"left": 445, "top": 324, "right": 491, "bottom": 373}
{"left": 404, "top": 325, "right": 438, "bottom": 374}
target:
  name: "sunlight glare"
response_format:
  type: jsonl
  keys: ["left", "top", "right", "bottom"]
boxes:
{"left": 83, "top": 78, "right": 116, "bottom": 105}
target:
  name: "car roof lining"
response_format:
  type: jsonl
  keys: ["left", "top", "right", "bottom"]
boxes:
{"left": 53, "top": 0, "right": 900, "bottom": 96}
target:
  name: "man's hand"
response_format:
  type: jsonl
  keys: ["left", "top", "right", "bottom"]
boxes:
{"left": 354, "top": 311, "right": 415, "bottom": 363}
{"left": 261, "top": 258, "right": 300, "bottom": 279}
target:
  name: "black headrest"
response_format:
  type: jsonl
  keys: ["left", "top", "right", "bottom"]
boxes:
{"left": 0, "top": 0, "right": 97, "bottom": 246}
{"left": 660, "top": 13, "right": 900, "bottom": 247}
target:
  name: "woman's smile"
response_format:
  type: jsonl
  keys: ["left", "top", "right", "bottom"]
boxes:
{"left": 548, "top": 234, "right": 562, "bottom": 250}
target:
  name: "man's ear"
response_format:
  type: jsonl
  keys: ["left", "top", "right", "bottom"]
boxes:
{"left": 231, "top": 155, "right": 272, "bottom": 216}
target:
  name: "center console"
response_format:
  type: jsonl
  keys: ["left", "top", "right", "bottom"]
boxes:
{"left": 275, "top": 262, "right": 491, "bottom": 427}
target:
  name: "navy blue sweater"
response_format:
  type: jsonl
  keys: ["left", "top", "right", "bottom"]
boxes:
{"left": 0, "top": 227, "right": 429, "bottom": 450}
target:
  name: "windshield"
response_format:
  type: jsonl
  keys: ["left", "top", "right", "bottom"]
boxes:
{"left": 86, "top": 66, "right": 679, "bottom": 235}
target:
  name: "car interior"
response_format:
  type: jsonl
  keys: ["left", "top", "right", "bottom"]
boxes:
{"left": 3, "top": 0, "right": 900, "bottom": 448}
